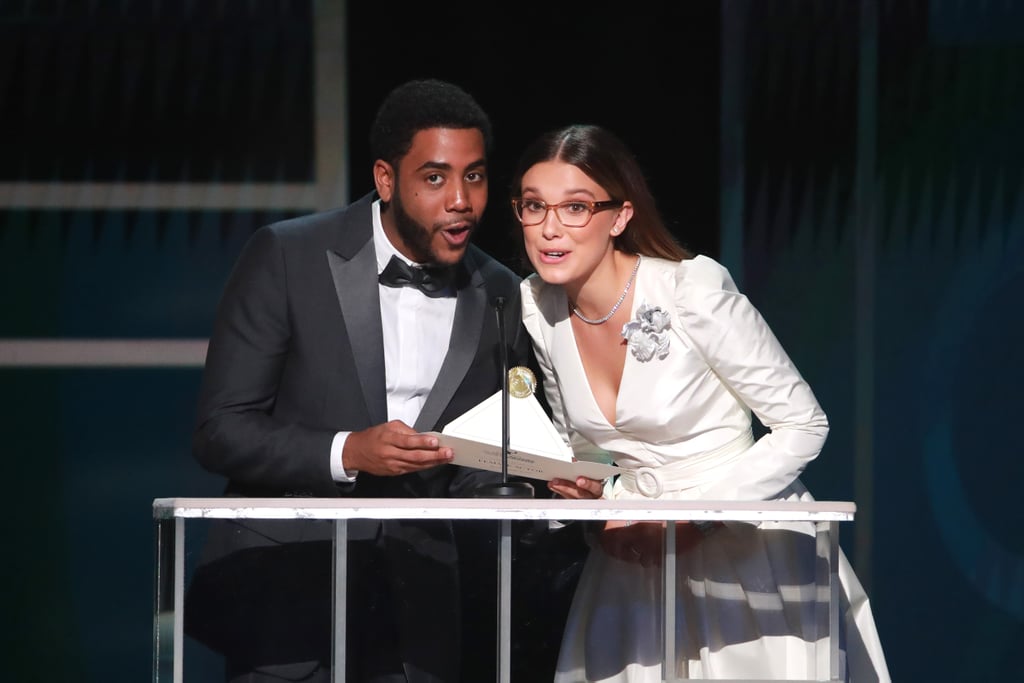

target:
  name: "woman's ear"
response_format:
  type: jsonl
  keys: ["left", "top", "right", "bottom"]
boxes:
{"left": 373, "top": 160, "right": 395, "bottom": 202}
{"left": 610, "top": 201, "right": 635, "bottom": 236}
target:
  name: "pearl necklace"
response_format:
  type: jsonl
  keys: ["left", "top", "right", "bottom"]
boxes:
{"left": 572, "top": 256, "right": 641, "bottom": 325}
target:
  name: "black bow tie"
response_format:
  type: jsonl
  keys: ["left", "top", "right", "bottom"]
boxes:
{"left": 378, "top": 255, "right": 454, "bottom": 297}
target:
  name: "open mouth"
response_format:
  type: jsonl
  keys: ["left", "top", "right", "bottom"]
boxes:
{"left": 440, "top": 224, "right": 473, "bottom": 246}
{"left": 539, "top": 250, "right": 568, "bottom": 262}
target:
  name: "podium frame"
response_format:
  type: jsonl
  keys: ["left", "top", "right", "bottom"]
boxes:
{"left": 153, "top": 497, "right": 854, "bottom": 683}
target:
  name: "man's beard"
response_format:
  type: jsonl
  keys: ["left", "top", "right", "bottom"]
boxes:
{"left": 392, "top": 193, "right": 436, "bottom": 264}
{"left": 390, "top": 183, "right": 476, "bottom": 266}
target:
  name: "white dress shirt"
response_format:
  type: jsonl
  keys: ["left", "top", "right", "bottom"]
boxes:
{"left": 330, "top": 200, "right": 457, "bottom": 480}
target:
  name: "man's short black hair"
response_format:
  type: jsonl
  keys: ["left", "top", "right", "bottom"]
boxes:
{"left": 369, "top": 79, "right": 493, "bottom": 168}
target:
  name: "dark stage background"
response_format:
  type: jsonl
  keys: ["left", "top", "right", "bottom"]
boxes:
{"left": 2, "top": 1, "right": 1023, "bottom": 681}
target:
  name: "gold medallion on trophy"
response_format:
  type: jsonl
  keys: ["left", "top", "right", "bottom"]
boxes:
{"left": 508, "top": 366, "right": 537, "bottom": 398}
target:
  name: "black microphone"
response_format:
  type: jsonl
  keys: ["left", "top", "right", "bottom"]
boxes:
{"left": 474, "top": 297, "right": 534, "bottom": 498}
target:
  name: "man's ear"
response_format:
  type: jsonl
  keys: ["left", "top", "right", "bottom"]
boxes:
{"left": 373, "top": 160, "right": 395, "bottom": 202}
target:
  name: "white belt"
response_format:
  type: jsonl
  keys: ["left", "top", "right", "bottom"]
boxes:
{"left": 617, "top": 430, "right": 755, "bottom": 498}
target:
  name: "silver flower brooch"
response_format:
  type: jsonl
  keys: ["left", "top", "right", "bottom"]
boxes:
{"left": 621, "top": 303, "right": 671, "bottom": 362}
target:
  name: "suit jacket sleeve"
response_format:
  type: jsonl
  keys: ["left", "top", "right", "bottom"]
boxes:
{"left": 193, "top": 225, "right": 340, "bottom": 497}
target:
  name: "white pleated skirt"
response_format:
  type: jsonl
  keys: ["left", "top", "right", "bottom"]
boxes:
{"left": 553, "top": 484, "right": 890, "bottom": 683}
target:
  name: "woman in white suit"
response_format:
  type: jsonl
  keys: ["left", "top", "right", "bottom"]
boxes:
{"left": 511, "top": 124, "right": 890, "bottom": 682}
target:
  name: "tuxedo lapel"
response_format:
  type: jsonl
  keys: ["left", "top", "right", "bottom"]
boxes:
{"left": 326, "top": 199, "right": 388, "bottom": 427}
{"left": 413, "top": 253, "right": 488, "bottom": 432}
{"left": 323, "top": 199, "right": 495, "bottom": 434}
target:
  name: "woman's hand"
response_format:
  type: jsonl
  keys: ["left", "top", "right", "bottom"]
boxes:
{"left": 548, "top": 476, "right": 605, "bottom": 499}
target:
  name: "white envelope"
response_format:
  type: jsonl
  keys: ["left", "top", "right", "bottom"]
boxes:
{"left": 428, "top": 390, "right": 620, "bottom": 482}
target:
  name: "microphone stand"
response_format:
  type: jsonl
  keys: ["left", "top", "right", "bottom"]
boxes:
{"left": 473, "top": 297, "right": 533, "bottom": 683}
{"left": 474, "top": 296, "right": 534, "bottom": 499}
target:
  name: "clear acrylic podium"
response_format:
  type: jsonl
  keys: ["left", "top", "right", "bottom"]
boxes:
{"left": 153, "top": 497, "right": 854, "bottom": 683}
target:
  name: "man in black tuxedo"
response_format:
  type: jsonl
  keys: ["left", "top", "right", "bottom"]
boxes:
{"left": 183, "top": 79, "right": 540, "bottom": 683}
